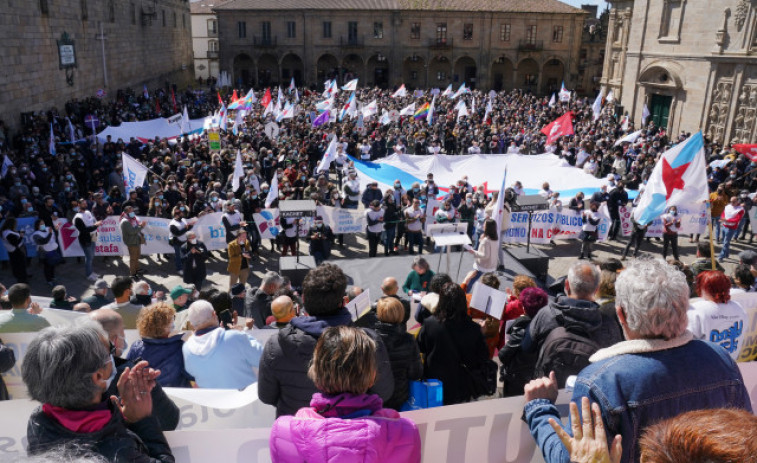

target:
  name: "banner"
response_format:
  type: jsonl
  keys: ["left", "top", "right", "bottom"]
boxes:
{"left": 122, "top": 153, "right": 149, "bottom": 195}
{"left": 501, "top": 207, "right": 610, "bottom": 245}
{"left": 618, "top": 202, "right": 707, "bottom": 238}
{"left": 0, "top": 216, "right": 40, "bottom": 261}
{"left": 252, "top": 206, "right": 364, "bottom": 239}
{"left": 96, "top": 115, "right": 207, "bottom": 144}
{"left": 252, "top": 209, "right": 312, "bottom": 240}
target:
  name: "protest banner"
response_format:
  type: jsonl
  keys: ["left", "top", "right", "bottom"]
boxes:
{"left": 0, "top": 216, "right": 41, "bottom": 261}
{"left": 208, "top": 131, "right": 221, "bottom": 151}
{"left": 750, "top": 206, "right": 757, "bottom": 233}
{"left": 619, "top": 202, "right": 707, "bottom": 238}
{"left": 316, "top": 205, "right": 364, "bottom": 234}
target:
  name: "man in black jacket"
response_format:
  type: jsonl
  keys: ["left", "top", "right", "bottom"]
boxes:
{"left": 607, "top": 181, "right": 628, "bottom": 241}
{"left": 258, "top": 263, "right": 394, "bottom": 417}
{"left": 244, "top": 271, "right": 282, "bottom": 328}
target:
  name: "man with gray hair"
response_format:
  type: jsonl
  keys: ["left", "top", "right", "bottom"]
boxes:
{"left": 524, "top": 261, "right": 622, "bottom": 371}
{"left": 523, "top": 259, "right": 752, "bottom": 463}
{"left": 244, "top": 271, "right": 282, "bottom": 328}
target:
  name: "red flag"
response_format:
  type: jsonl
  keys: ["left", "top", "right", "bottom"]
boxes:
{"left": 733, "top": 144, "right": 757, "bottom": 162}
{"left": 171, "top": 88, "right": 177, "bottom": 113}
{"left": 540, "top": 111, "right": 574, "bottom": 145}
{"left": 217, "top": 91, "right": 223, "bottom": 106}
{"left": 155, "top": 99, "right": 161, "bottom": 114}
{"left": 260, "top": 88, "right": 272, "bottom": 108}
{"left": 231, "top": 89, "right": 239, "bottom": 102}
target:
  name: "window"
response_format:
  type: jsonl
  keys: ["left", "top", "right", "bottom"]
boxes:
{"left": 659, "top": 0, "right": 684, "bottom": 41}
{"left": 437, "top": 71, "right": 447, "bottom": 81}
{"left": 261, "top": 21, "right": 271, "bottom": 40}
{"left": 81, "top": 0, "right": 87, "bottom": 19}
{"left": 436, "top": 22, "right": 447, "bottom": 44}
{"left": 500, "top": 24, "right": 510, "bottom": 41}
{"left": 208, "top": 40, "right": 219, "bottom": 52}
{"left": 323, "top": 21, "right": 332, "bottom": 38}
{"left": 286, "top": 21, "right": 296, "bottom": 38}
{"left": 131, "top": 3, "right": 136, "bottom": 24}
{"left": 374, "top": 22, "right": 383, "bottom": 39}
{"left": 552, "top": 25, "right": 563, "bottom": 43}
{"left": 463, "top": 23, "right": 473, "bottom": 40}
{"left": 411, "top": 71, "right": 418, "bottom": 80}
{"left": 238, "top": 21, "right": 247, "bottom": 38}
{"left": 411, "top": 22, "right": 420, "bottom": 39}
{"left": 207, "top": 19, "right": 217, "bottom": 35}
{"left": 161, "top": 9, "right": 165, "bottom": 27}
{"left": 40, "top": 0, "right": 48, "bottom": 15}
{"left": 109, "top": 1, "right": 115, "bottom": 22}
{"left": 348, "top": 21, "right": 358, "bottom": 42}
{"left": 524, "top": 74, "right": 536, "bottom": 85}
{"left": 173, "top": 11, "right": 177, "bottom": 28}
{"left": 526, "top": 25, "right": 537, "bottom": 45}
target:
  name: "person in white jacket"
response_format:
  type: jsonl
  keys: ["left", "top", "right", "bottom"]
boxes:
{"left": 465, "top": 218, "right": 499, "bottom": 292}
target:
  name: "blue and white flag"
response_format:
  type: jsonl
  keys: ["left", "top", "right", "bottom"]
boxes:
{"left": 633, "top": 132, "right": 708, "bottom": 226}
{"left": 559, "top": 81, "right": 571, "bottom": 102}
{"left": 441, "top": 84, "right": 453, "bottom": 97}
{"left": 49, "top": 123, "right": 56, "bottom": 156}
{"left": 642, "top": 104, "right": 651, "bottom": 126}
{"left": 317, "top": 136, "right": 338, "bottom": 174}
{"left": 265, "top": 171, "right": 279, "bottom": 208}
{"left": 452, "top": 83, "right": 470, "bottom": 99}
{"left": 66, "top": 117, "right": 76, "bottom": 142}
{"left": 121, "top": 152, "right": 148, "bottom": 195}
{"left": 591, "top": 89, "right": 604, "bottom": 122}
{"left": 342, "top": 78, "right": 358, "bottom": 91}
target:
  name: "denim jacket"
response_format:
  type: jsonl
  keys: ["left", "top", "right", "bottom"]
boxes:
{"left": 524, "top": 331, "right": 752, "bottom": 463}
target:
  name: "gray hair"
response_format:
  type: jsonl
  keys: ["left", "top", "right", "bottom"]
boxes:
{"left": 22, "top": 321, "right": 109, "bottom": 409}
{"left": 566, "top": 262, "right": 600, "bottom": 298}
{"left": 88, "top": 308, "right": 123, "bottom": 338}
{"left": 615, "top": 258, "right": 689, "bottom": 340}
{"left": 133, "top": 281, "right": 150, "bottom": 295}
{"left": 412, "top": 256, "right": 430, "bottom": 272}
{"left": 262, "top": 271, "right": 282, "bottom": 290}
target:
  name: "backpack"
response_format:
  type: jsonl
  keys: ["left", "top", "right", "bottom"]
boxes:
{"left": 534, "top": 325, "right": 600, "bottom": 388}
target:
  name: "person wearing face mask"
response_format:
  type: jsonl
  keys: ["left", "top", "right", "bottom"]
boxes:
{"left": 126, "top": 302, "right": 194, "bottom": 388}
{"left": 169, "top": 206, "right": 193, "bottom": 275}
{"left": 22, "top": 322, "right": 176, "bottom": 461}
{"left": 342, "top": 170, "right": 361, "bottom": 209}
{"left": 458, "top": 194, "right": 477, "bottom": 240}
{"left": 661, "top": 205, "right": 682, "bottom": 261}
{"left": 365, "top": 200, "right": 385, "bottom": 258}
{"left": 383, "top": 192, "right": 400, "bottom": 256}
{"left": 181, "top": 231, "right": 209, "bottom": 290}
{"left": 227, "top": 229, "right": 253, "bottom": 289}
{"left": 222, "top": 201, "right": 247, "bottom": 244}
{"left": 579, "top": 202, "right": 601, "bottom": 260}
{"left": 306, "top": 216, "right": 335, "bottom": 265}
{"left": 120, "top": 205, "right": 146, "bottom": 281}
{"left": 32, "top": 219, "right": 62, "bottom": 286}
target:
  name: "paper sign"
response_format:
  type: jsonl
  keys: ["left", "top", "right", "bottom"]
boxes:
{"left": 346, "top": 289, "right": 371, "bottom": 321}
{"left": 470, "top": 283, "right": 508, "bottom": 320}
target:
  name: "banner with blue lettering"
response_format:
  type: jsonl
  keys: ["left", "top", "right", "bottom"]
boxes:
{"left": 0, "top": 217, "right": 41, "bottom": 261}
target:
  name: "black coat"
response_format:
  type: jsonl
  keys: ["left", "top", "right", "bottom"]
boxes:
{"left": 0, "top": 339, "right": 15, "bottom": 401}
{"left": 417, "top": 315, "right": 489, "bottom": 406}
{"left": 374, "top": 321, "right": 422, "bottom": 411}
{"left": 244, "top": 288, "right": 273, "bottom": 328}
{"left": 498, "top": 316, "right": 537, "bottom": 397}
{"left": 181, "top": 241, "right": 209, "bottom": 287}
{"left": 27, "top": 400, "right": 174, "bottom": 462}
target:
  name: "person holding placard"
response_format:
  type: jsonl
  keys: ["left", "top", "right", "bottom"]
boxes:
{"left": 465, "top": 218, "right": 499, "bottom": 291}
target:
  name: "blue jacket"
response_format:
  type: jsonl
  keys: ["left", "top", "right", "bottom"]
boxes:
{"left": 524, "top": 332, "right": 752, "bottom": 463}
{"left": 127, "top": 335, "right": 194, "bottom": 388}
{"left": 182, "top": 327, "right": 263, "bottom": 389}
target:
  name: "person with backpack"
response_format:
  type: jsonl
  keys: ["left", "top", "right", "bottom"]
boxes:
{"left": 522, "top": 262, "right": 623, "bottom": 388}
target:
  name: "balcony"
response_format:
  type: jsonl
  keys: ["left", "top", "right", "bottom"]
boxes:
{"left": 339, "top": 36, "right": 364, "bottom": 48}
{"left": 207, "top": 50, "right": 219, "bottom": 59}
{"left": 518, "top": 40, "right": 544, "bottom": 52}
{"left": 428, "top": 37, "right": 453, "bottom": 50}
{"left": 253, "top": 35, "right": 277, "bottom": 48}
{"left": 207, "top": 29, "right": 218, "bottom": 38}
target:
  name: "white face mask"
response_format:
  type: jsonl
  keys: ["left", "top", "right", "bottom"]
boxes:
{"left": 104, "top": 355, "right": 117, "bottom": 390}
{"left": 189, "top": 238, "right": 197, "bottom": 244}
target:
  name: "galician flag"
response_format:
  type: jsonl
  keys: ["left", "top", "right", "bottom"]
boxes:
{"left": 317, "top": 136, "right": 338, "bottom": 174}
{"left": 733, "top": 144, "right": 757, "bottom": 162}
{"left": 633, "top": 132, "right": 708, "bottom": 226}
{"left": 339, "top": 92, "right": 356, "bottom": 121}
{"left": 392, "top": 84, "right": 407, "bottom": 98}
{"left": 441, "top": 84, "right": 453, "bottom": 97}
{"left": 49, "top": 123, "right": 56, "bottom": 156}
{"left": 483, "top": 98, "right": 493, "bottom": 124}
{"left": 399, "top": 102, "right": 416, "bottom": 116}
{"left": 452, "top": 83, "right": 470, "bottom": 99}
{"left": 558, "top": 81, "right": 571, "bottom": 102}
{"left": 342, "top": 78, "right": 358, "bottom": 91}
{"left": 361, "top": 99, "right": 378, "bottom": 119}
{"left": 265, "top": 170, "right": 279, "bottom": 208}
{"left": 231, "top": 150, "right": 244, "bottom": 192}
{"left": 455, "top": 100, "right": 468, "bottom": 121}
{"left": 548, "top": 93, "right": 556, "bottom": 108}
{"left": 591, "top": 89, "right": 604, "bottom": 122}
{"left": 541, "top": 112, "right": 574, "bottom": 145}
{"left": 121, "top": 152, "right": 148, "bottom": 195}
{"left": 289, "top": 77, "right": 296, "bottom": 92}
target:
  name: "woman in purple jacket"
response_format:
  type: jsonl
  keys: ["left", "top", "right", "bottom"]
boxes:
{"left": 269, "top": 326, "right": 421, "bottom": 463}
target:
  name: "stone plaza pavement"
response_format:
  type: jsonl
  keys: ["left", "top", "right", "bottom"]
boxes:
{"left": 7, "top": 230, "right": 749, "bottom": 303}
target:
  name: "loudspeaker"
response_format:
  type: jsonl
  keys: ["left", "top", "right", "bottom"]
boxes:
{"left": 549, "top": 275, "right": 567, "bottom": 296}
{"left": 279, "top": 256, "right": 317, "bottom": 288}
{"left": 505, "top": 246, "right": 550, "bottom": 282}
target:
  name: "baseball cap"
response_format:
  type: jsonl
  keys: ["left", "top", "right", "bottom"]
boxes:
{"left": 94, "top": 279, "right": 109, "bottom": 290}
{"left": 170, "top": 285, "right": 194, "bottom": 301}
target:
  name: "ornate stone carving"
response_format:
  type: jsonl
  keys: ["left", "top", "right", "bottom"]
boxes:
{"left": 731, "top": 78, "right": 757, "bottom": 144}
{"left": 734, "top": 0, "right": 749, "bottom": 31}
{"left": 708, "top": 79, "right": 733, "bottom": 143}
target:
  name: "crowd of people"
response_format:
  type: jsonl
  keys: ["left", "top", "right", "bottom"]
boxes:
{"left": 0, "top": 80, "right": 757, "bottom": 462}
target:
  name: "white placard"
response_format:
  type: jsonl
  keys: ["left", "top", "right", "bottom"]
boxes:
{"left": 346, "top": 289, "right": 371, "bottom": 321}
{"left": 469, "top": 283, "right": 509, "bottom": 320}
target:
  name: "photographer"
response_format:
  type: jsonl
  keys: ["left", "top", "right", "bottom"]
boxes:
{"left": 306, "top": 216, "right": 334, "bottom": 265}
{"left": 181, "top": 231, "right": 209, "bottom": 290}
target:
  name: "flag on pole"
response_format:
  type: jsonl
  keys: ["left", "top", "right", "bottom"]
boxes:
{"left": 232, "top": 109, "right": 244, "bottom": 135}
{"left": 49, "top": 123, "right": 56, "bottom": 156}
{"left": 66, "top": 117, "right": 76, "bottom": 142}
{"left": 392, "top": 84, "right": 407, "bottom": 98}
{"left": 540, "top": 112, "right": 574, "bottom": 145}
{"left": 633, "top": 132, "right": 708, "bottom": 226}
{"left": 289, "top": 77, "right": 296, "bottom": 93}
{"left": 380, "top": 110, "right": 392, "bottom": 126}
{"left": 312, "top": 110, "right": 330, "bottom": 128}
{"left": 260, "top": 88, "right": 272, "bottom": 108}
{"left": 263, "top": 100, "right": 274, "bottom": 117}
{"left": 217, "top": 92, "right": 223, "bottom": 106}
{"left": 231, "top": 89, "right": 239, "bottom": 103}
{"left": 642, "top": 104, "right": 651, "bottom": 126}
{"left": 265, "top": 171, "right": 279, "bottom": 208}
{"left": 614, "top": 129, "right": 643, "bottom": 146}
{"left": 548, "top": 93, "right": 556, "bottom": 108}
{"left": 232, "top": 150, "right": 245, "bottom": 192}
{"left": 483, "top": 98, "right": 493, "bottom": 124}
{"left": 456, "top": 101, "right": 469, "bottom": 121}
{"left": 732, "top": 144, "right": 757, "bottom": 162}
{"left": 558, "top": 81, "right": 571, "bottom": 102}
{"left": 277, "top": 102, "right": 294, "bottom": 122}
{"left": 218, "top": 102, "right": 228, "bottom": 131}
{"left": 606, "top": 90, "right": 615, "bottom": 103}
{"left": 399, "top": 102, "right": 416, "bottom": 116}
{"left": 294, "top": 88, "right": 300, "bottom": 103}
{"left": 413, "top": 102, "right": 430, "bottom": 120}
{"left": 339, "top": 92, "right": 356, "bottom": 121}
{"left": 1, "top": 155, "right": 13, "bottom": 178}
{"left": 427, "top": 96, "right": 436, "bottom": 126}
{"left": 361, "top": 100, "right": 378, "bottom": 119}
{"left": 316, "top": 97, "right": 334, "bottom": 112}
{"left": 180, "top": 106, "right": 191, "bottom": 135}
{"left": 441, "top": 84, "right": 453, "bottom": 97}
{"left": 143, "top": 85, "right": 149, "bottom": 100}
{"left": 121, "top": 152, "right": 148, "bottom": 195}
{"left": 317, "top": 136, "right": 338, "bottom": 174}
{"left": 592, "top": 89, "right": 604, "bottom": 122}
{"left": 620, "top": 115, "right": 630, "bottom": 132}
{"left": 452, "top": 83, "right": 470, "bottom": 99}
{"left": 342, "top": 78, "right": 358, "bottom": 91}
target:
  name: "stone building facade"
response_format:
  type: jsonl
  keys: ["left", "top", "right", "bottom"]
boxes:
{"left": 213, "top": 0, "right": 587, "bottom": 94}
{"left": 191, "top": 1, "right": 231, "bottom": 80}
{"left": 601, "top": 0, "right": 757, "bottom": 145}
{"left": 575, "top": 5, "right": 608, "bottom": 96}
{"left": 0, "top": 0, "right": 193, "bottom": 130}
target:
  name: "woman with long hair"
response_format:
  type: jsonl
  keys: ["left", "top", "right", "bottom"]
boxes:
{"left": 465, "top": 218, "right": 499, "bottom": 291}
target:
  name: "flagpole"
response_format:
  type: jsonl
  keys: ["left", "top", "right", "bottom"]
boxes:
{"left": 706, "top": 200, "right": 716, "bottom": 270}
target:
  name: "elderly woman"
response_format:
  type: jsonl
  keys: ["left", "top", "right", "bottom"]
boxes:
{"left": 127, "top": 303, "right": 193, "bottom": 388}
{"left": 22, "top": 322, "right": 174, "bottom": 462}
{"left": 402, "top": 256, "right": 435, "bottom": 297}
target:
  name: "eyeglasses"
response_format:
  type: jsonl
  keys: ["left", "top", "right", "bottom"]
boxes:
{"left": 109, "top": 341, "right": 117, "bottom": 357}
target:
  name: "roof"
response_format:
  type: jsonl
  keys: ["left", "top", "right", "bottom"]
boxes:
{"left": 212, "top": 0, "right": 585, "bottom": 14}
{"left": 190, "top": 0, "right": 234, "bottom": 14}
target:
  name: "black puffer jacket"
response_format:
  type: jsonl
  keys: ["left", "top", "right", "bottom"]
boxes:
{"left": 0, "top": 339, "right": 15, "bottom": 401}
{"left": 498, "top": 315, "right": 537, "bottom": 397}
{"left": 258, "top": 309, "right": 395, "bottom": 417}
{"left": 374, "top": 321, "right": 422, "bottom": 411}
{"left": 27, "top": 400, "right": 174, "bottom": 462}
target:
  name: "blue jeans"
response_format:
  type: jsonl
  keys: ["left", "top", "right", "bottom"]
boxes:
{"left": 384, "top": 227, "right": 396, "bottom": 254}
{"left": 465, "top": 270, "right": 483, "bottom": 294}
{"left": 719, "top": 227, "right": 738, "bottom": 259}
{"left": 173, "top": 242, "right": 184, "bottom": 272}
{"left": 712, "top": 217, "right": 722, "bottom": 242}
{"left": 408, "top": 231, "right": 423, "bottom": 254}
{"left": 83, "top": 242, "right": 95, "bottom": 276}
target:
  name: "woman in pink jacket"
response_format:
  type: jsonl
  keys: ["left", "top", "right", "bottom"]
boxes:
{"left": 269, "top": 326, "right": 421, "bottom": 463}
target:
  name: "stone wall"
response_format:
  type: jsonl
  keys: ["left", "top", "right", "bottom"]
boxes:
{"left": 0, "top": 0, "right": 194, "bottom": 130}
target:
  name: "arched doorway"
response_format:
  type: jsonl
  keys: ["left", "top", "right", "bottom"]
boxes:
{"left": 428, "top": 55, "right": 451, "bottom": 88}
{"left": 317, "top": 54, "right": 339, "bottom": 83}
{"left": 403, "top": 55, "right": 426, "bottom": 88}
{"left": 233, "top": 53, "right": 254, "bottom": 88}
{"left": 517, "top": 58, "right": 539, "bottom": 94}
{"left": 454, "top": 56, "right": 477, "bottom": 88}
{"left": 257, "top": 53, "right": 279, "bottom": 87}
{"left": 281, "top": 53, "right": 304, "bottom": 87}
{"left": 491, "top": 57, "right": 514, "bottom": 91}
{"left": 542, "top": 58, "right": 565, "bottom": 95}
{"left": 342, "top": 54, "right": 364, "bottom": 84}
{"left": 366, "top": 53, "right": 389, "bottom": 88}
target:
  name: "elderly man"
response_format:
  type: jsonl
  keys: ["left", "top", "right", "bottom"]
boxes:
{"left": 523, "top": 259, "right": 752, "bottom": 463}
{"left": 264, "top": 295, "right": 296, "bottom": 329}
{"left": 0, "top": 284, "right": 50, "bottom": 333}
{"left": 355, "top": 277, "right": 411, "bottom": 330}
{"left": 82, "top": 279, "right": 113, "bottom": 310}
{"left": 182, "top": 300, "right": 263, "bottom": 389}
{"left": 245, "top": 271, "right": 282, "bottom": 328}
{"left": 101, "top": 276, "right": 144, "bottom": 330}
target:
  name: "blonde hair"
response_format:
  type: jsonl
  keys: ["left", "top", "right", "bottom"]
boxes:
{"left": 136, "top": 302, "right": 176, "bottom": 339}
{"left": 512, "top": 275, "right": 537, "bottom": 297}
{"left": 376, "top": 298, "right": 404, "bottom": 324}
{"left": 308, "top": 326, "right": 376, "bottom": 395}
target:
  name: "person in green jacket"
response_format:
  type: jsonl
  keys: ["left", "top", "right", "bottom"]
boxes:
{"left": 402, "top": 256, "right": 435, "bottom": 296}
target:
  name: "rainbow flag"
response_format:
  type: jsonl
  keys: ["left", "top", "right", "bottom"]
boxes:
{"left": 413, "top": 102, "right": 430, "bottom": 120}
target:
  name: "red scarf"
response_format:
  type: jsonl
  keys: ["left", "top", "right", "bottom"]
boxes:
{"left": 42, "top": 402, "right": 113, "bottom": 433}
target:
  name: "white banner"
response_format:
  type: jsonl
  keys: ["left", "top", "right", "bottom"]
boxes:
{"left": 502, "top": 207, "right": 611, "bottom": 245}
{"left": 252, "top": 209, "right": 312, "bottom": 240}
{"left": 750, "top": 206, "right": 757, "bottom": 234}
{"left": 619, "top": 203, "right": 707, "bottom": 238}
{"left": 122, "top": 153, "right": 149, "bottom": 195}
{"left": 317, "top": 205, "right": 365, "bottom": 235}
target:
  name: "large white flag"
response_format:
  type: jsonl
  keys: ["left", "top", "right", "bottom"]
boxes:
{"left": 642, "top": 104, "right": 651, "bottom": 126}
{"left": 452, "top": 82, "right": 470, "bottom": 99}
{"left": 342, "top": 78, "right": 358, "bottom": 91}
{"left": 361, "top": 99, "right": 378, "bottom": 119}
{"left": 265, "top": 172, "right": 279, "bottom": 208}
{"left": 548, "top": 93, "right": 556, "bottom": 108}
{"left": 121, "top": 152, "right": 148, "bottom": 195}
{"left": 614, "top": 129, "right": 642, "bottom": 147}
{"left": 180, "top": 106, "right": 191, "bottom": 135}
{"left": 441, "top": 84, "right": 453, "bottom": 97}
{"left": 392, "top": 84, "right": 407, "bottom": 98}
{"left": 456, "top": 101, "right": 469, "bottom": 121}
{"left": 231, "top": 150, "right": 244, "bottom": 192}
{"left": 592, "top": 90, "right": 604, "bottom": 122}
{"left": 317, "top": 136, "right": 338, "bottom": 174}
{"left": 399, "top": 102, "right": 416, "bottom": 116}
